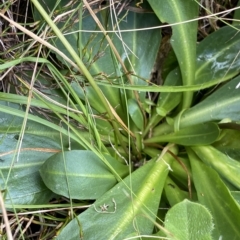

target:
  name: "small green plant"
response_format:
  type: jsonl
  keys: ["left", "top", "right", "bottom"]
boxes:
{"left": 1, "top": 0, "right": 240, "bottom": 239}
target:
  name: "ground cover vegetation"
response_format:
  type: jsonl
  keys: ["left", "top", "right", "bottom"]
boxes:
{"left": 1, "top": 0, "right": 240, "bottom": 239}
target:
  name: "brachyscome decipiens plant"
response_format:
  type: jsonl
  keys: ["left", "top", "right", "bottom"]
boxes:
{"left": 1, "top": 0, "right": 240, "bottom": 239}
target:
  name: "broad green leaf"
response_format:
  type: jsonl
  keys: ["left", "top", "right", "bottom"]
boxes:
{"left": 56, "top": 147, "right": 177, "bottom": 240}
{"left": 0, "top": 102, "right": 68, "bottom": 145}
{"left": 41, "top": 1, "right": 161, "bottom": 87}
{"left": 0, "top": 101, "right": 88, "bottom": 148}
{"left": 148, "top": 0, "right": 198, "bottom": 107}
{"left": 180, "top": 76, "right": 240, "bottom": 128}
{"left": 231, "top": 191, "right": 240, "bottom": 206}
{"left": 145, "top": 123, "right": 219, "bottom": 146}
{"left": 213, "top": 129, "right": 240, "bottom": 160}
{"left": 65, "top": 2, "right": 161, "bottom": 116}
{"left": 34, "top": 1, "right": 161, "bottom": 122}
{"left": 128, "top": 99, "right": 144, "bottom": 130}
{"left": 196, "top": 25, "right": 240, "bottom": 84}
{"left": 191, "top": 145, "right": 240, "bottom": 189}
{"left": 94, "top": 117, "right": 115, "bottom": 136}
{"left": 188, "top": 149, "right": 240, "bottom": 240}
{"left": 164, "top": 177, "right": 189, "bottom": 207}
{"left": 0, "top": 133, "right": 58, "bottom": 205}
{"left": 164, "top": 199, "right": 213, "bottom": 240}
{"left": 0, "top": 100, "right": 106, "bottom": 153}
{"left": 0, "top": 83, "right": 66, "bottom": 110}
{"left": 40, "top": 150, "right": 128, "bottom": 199}
{"left": 1, "top": 172, "right": 56, "bottom": 206}
{"left": 56, "top": 4, "right": 160, "bottom": 76}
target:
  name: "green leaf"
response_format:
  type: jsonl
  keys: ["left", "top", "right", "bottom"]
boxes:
{"left": 0, "top": 133, "right": 58, "bottom": 205}
{"left": 213, "top": 129, "right": 240, "bottom": 160}
{"left": 56, "top": 147, "right": 177, "bottom": 240}
{"left": 156, "top": 68, "right": 182, "bottom": 117}
{"left": 34, "top": 1, "right": 161, "bottom": 120}
{"left": 128, "top": 99, "right": 144, "bottom": 130}
{"left": 197, "top": 23, "right": 240, "bottom": 81}
{"left": 164, "top": 177, "right": 189, "bottom": 207}
{"left": 187, "top": 149, "right": 240, "bottom": 240}
{"left": 164, "top": 199, "right": 213, "bottom": 240}
{"left": 2, "top": 172, "right": 56, "bottom": 206}
{"left": 69, "top": 3, "right": 161, "bottom": 122}
{"left": 231, "top": 191, "right": 240, "bottom": 206}
{"left": 191, "top": 145, "right": 240, "bottom": 189}
{"left": 47, "top": 1, "right": 161, "bottom": 81}
{"left": 144, "top": 68, "right": 182, "bottom": 136}
{"left": 34, "top": 1, "right": 161, "bottom": 79}
{"left": 39, "top": 150, "right": 128, "bottom": 199}
{"left": 196, "top": 25, "right": 240, "bottom": 84}
{"left": 94, "top": 117, "right": 115, "bottom": 136}
{"left": 0, "top": 101, "right": 88, "bottom": 148}
{"left": 169, "top": 157, "right": 191, "bottom": 188}
{"left": 180, "top": 76, "right": 240, "bottom": 128}
{"left": 0, "top": 102, "right": 67, "bottom": 145}
{"left": 70, "top": 4, "right": 161, "bottom": 78}
{"left": 233, "top": 1, "right": 240, "bottom": 25}
{"left": 148, "top": 0, "right": 198, "bottom": 107}
{"left": 33, "top": 0, "right": 64, "bottom": 21}
{"left": 145, "top": 123, "right": 219, "bottom": 146}
{"left": 71, "top": 81, "right": 127, "bottom": 123}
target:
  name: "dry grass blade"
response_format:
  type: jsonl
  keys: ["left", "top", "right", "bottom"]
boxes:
{"left": 0, "top": 190, "right": 13, "bottom": 240}
{"left": 0, "top": 13, "right": 80, "bottom": 72}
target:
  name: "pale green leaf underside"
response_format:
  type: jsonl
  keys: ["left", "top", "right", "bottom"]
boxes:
{"left": 164, "top": 199, "right": 213, "bottom": 240}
